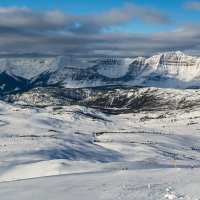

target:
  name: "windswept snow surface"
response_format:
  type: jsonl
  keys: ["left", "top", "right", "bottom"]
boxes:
{"left": 0, "top": 100, "right": 200, "bottom": 199}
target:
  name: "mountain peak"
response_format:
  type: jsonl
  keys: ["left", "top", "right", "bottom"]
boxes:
{"left": 146, "top": 51, "right": 196, "bottom": 66}
{"left": 159, "top": 51, "right": 188, "bottom": 60}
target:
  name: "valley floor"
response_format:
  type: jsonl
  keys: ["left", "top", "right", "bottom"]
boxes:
{"left": 0, "top": 100, "right": 200, "bottom": 199}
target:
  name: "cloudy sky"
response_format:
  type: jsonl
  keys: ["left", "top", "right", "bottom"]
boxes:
{"left": 0, "top": 0, "right": 200, "bottom": 57}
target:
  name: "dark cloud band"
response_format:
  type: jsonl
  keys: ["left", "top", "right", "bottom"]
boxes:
{"left": 0, "top": 5, "right": 198, "bottom": 57}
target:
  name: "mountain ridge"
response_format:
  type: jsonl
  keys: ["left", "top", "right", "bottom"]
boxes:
{"left": 1, "top": 51, "right": 200, "bottom": 94}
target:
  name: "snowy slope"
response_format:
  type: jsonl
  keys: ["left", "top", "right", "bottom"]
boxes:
{"left": 1, "top": 169, "right": 200, "bottom": 200}
{"left": 94, "top": 58, "right": 134, "bottom": 78}
{"left": 0, "top": 97, "right": 200, "bottom": 199}
{"left": 0, "top": 56, "right": 93, "bottom": 80}
{"left": 0, "top": 57, "right": 54, "bottom": 79}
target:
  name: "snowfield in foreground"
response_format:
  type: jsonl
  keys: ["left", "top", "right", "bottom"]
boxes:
{"left": 1, "top": 169, "right": 200, "bottom": 200}
{"left": 0, "top": 100, "right": 200, "bottom": 199}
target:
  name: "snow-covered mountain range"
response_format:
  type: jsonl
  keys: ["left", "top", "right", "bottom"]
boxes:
{"left": 1, "top": 51, "right": 200, "bottom": 94}
{"left": 1, "top": 52, "right": 200, "bottom": 199}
